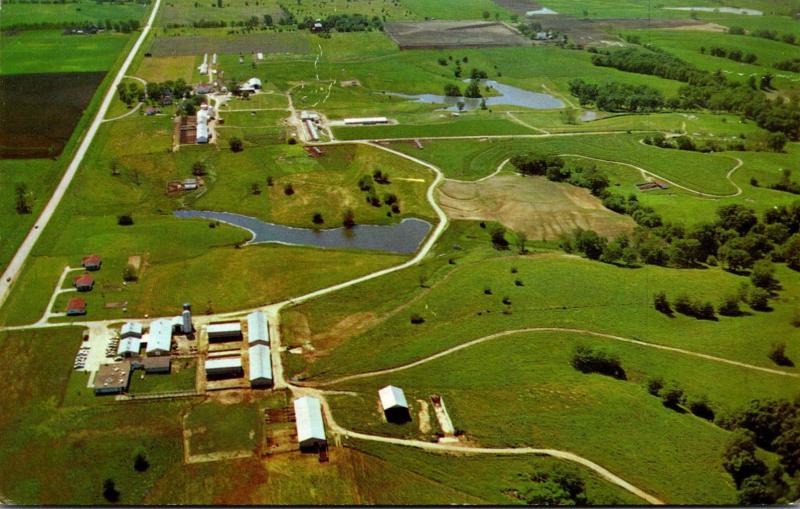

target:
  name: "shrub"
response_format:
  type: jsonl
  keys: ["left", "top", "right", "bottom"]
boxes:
{"left": 283, "top": 183, "right": 294, "bottom": 195}
{"left": 660, "top": 382, "right": 684, "bottom": 409}
{"left": 228, "top": 136, "right": 244, "bottom": 152}
{"left": 410, "top": 313, "right": 425, "bottom": 324}
{"left": 133, "top": 451, "right": 149, "bottom": 472}
{"left": 768, "top": 342, "right": 793, "bottom": 367}
{"left": 570, "top": 345, "right": 626, "bottom": 380}
{"left": 491, "top": 226, "right": 509, "bottom": 250}
{"left": 103, "top": 479, "right": 120, "bottom": 502}
{"left": 688, "top": 395, "right": 715, "bottom": 420}
{"left": 312, "top": 212, "right": 324, "bottom": 225}
{"left": 117, "top": 214, "right": 134, "bottom": 226}
{"left": 718, "top": 294, "right": 742, "bottom": 316}
{"left": 748, "top": 287, "right": 770, "bottom": 310}
{"left": 645, "top": 376, "right": 664, "bottom": 396}
{"left": 654, "top": 291, "right": 672, "bottom": 315}
{"left": 750, "top": 260, "right": 777, "bottom": 289}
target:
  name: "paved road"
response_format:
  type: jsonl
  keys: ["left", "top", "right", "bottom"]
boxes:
{"left": 0, "top": 0, "right": 162, "bottom": 310}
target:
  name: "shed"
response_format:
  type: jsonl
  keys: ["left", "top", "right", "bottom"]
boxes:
{"left": 147, "top": 319, "right": 173, "bottom": 356}
{"left": 66, "top": 297, "right": 87, "bottom": 316}
{"left": 73, "top": 274, "right": 94, "bottom": 292}
{"left": 247, "top": 311, "right": 269, "bottom": 345}
{"left": 120, "top": 321, "right": 143, "bottom": 339}
{"left": 93, "top": 362, "right": 131, "bottom": 395}
{"left": 142, "top": 356, "right": 172, "bottom": 374}
{"left": 343, "top": 117, "right": 389, "bottom": 125}
{"left": 81, "top": 254, "right": 102, "bottom": 271}
{"left": 379, "top": 385, "right": 411, "bottom": 423}
{"left": 294, "top": 396, "right": 326, "bottom": 451}
{"left": 205, "top": 356, "right": 243, "bottom": 378}
{"left": 207, "top": 321, "right": 243, "bottom": 342}
{"left": 116, "top": 336, "right": 141, "bottom": 357}
{"left": 248, "top": 344, "right": 272, "bottom": 387}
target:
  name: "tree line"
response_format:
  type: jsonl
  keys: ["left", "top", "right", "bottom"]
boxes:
{"left": 568, "top": 78, "right": 664, "bottom": 112}
{"left": 643, "top": 131, "right": 787, "bottom": 154}
{"left": 729, "top": 25, "right": 799, "bottom": 46}
{"left": 702, "top": 45, "right": 758, "bottom": 64}
{"left": 5, "top": 18, "right": 140, "bottom": 31}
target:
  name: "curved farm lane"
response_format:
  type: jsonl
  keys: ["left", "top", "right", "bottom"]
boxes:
{"left": 559, "top": 153, "right": 743, "bottom": 198}
{"left": 103, "top": 101, "right": 143, "bottom": 122}
{"left": 444, "top": 157, "right": 511, "bottom": 183}
{"left": 307, "top": 327, "right": 798, "bottom": 387}
{"left": 292, "top": 386, "right": 665, "bottom": 505}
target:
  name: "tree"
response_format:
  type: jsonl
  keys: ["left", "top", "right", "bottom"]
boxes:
{"left": 570, "top": 345, "right": 626, "bottom": 379}
{"left": 283, "top": 183, "right": 294, "bottom": 195}
{"left": 737, "top": 475, "right": 775, "bottom": 504}
{"left": 573, "top": 229, "right": 606, "bottom": 260}
{"left": 122, "top": 264, "right": 138, "bottom": 282}
{"left": 14, "top": 182, "right": 32, "bottom": 214}
{"left": 342, "top": 208, "right": 355, "bottom": 229}
{"left": 312, "top": 212, "right": 324, "bottom": 225}
{"left": 522, "top": 468, "right": 587, "bottom": 505}
{"left": 723, "top": 429, "right": 768, "bottom": 488}
{"left": 750, "top": 259, "right": 777, "bottom": 289}
{"left": 748, "top": 287, "right": 770, "bottom": 310}
{"left": 443, "top": 83, "right": 461, "bottom": 97}
{"left": 103, "top": 479, "right": 120, "bottom": 502}
{"left": 782, "top": 234, "right": 800, "bottom": 270}
{"left": 688, "top": 395, "right": 715, "bottom": 420}
{"left": 654, "top": 291, "right": 672, "bottom": 315}
{"left": 133, "top": 451, "right": 149, "bottom": 472}
{"left": 773, "top": 418, "right": 800, "bottom": 474}
{"left": 464, "top": 79, "right": 482, "bottom": 98}
{"left": 229, "top": 137, "right": 244, "bottom": 152}
{"left": 718, "top": 294, "right": 741, "bottom": 316}
{"left": 515, "top": 231, "right": 527, "bottom": 254}
{"left": 482, "top": 10, "right": 490, "bottom": 19}
{"left": 766, "top": 132, "right": 788, "bottom": 152}
{"left": 660, "top": 382, "right": 684, "bottom": 409}
{"left": 192, "top": 160, "right": 207, "bottom": 176}
{"left": 117, "top": 214, "right": 134, "bottom": 226}
{"left": 490, "top": 226, "right": 509, "bottom": 250}
{"left": 251, "top": 182, "right": 261, "bottom": 195}
{"left": 645, "top": 376, "right": 664, "bottom": 396}
{"left": 768, "top": 342, "right": 793, "bottom": 367}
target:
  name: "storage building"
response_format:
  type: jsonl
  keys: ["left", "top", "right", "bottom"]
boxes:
{"left": 73, "top": 274, "right": 94, "bottom": 292}
{"left": 247, "top": 311, "right": 269, "bottom": 346}
{"left": 120, "top": 321, "right": 143, "bottom": 339}
{"left": 93, "top": 362, "right": 131, "bottom": 395}
{"left": 379, "top": 385, "right": 411, "bottom": 423}
{"left": 248, "top": 344, "right": 272, "bottom": 388}
{"left": 117, "top": 336, "right": 141, "bottom": 357}
{"left": 343, "top": 117, "right": 389, "bottom": 125}
{"left": 142, "top": 356, "right": 172, "bottom": 374}
{"left": 146, "top": 319, "right": 173, "bottom": 356}
{"left": 205, "top": 356, "right": 243, "bottom": 378}
{"left": 294, "top": 396, "right": 327, "bottom": 451}
{"left": 207, "top": 321, "right": 243, "bottom": 342}
{"left": 66, "top": 297, "right": 87, "bottom": 316}
{"left": 81, "top": 254, "right": 102, "bottom": 271}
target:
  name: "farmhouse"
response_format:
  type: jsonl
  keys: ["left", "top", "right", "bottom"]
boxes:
{"left": 294, "top": 396, "right": 327, "bottom": 451}
{"left": 93, "top": 362, "right": 131, "bottom": 395}
{"left": 204, "top": 356, "right": 243, "bottom": 379}
{"left": 146, "top": 319, "right": 173, "bottom": 356}
{"left": 379, "top": 385, "right": 411, "bottom": 423}
{"left": 248, "top": 344, "right": 272, "bottom": 388}
{"left": 207, "top": 321, "right": 243, "bottom": 342}
{"left": 247, "top": 311, "right": 269, "bottom": 346}
{"left": 344, "top": 117, "right": 389, "bottom": 125}
{"left": 81, "top": 254, "right": 102, "bottom": 271}
{"left": 73, "top": 274, "right": 94, "bottom": 292}
{"left": 65, "top": 297, "right": 86, "bottom": 316}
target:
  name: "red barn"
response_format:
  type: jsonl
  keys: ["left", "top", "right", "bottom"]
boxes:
{"left": 81, "top": 255, "right": 102, "bottom": 271}
{"left": 66, "top": 298, "right": 87, "bottom": 316}
{"left": 73, "top": 274, "right": 94, "bottom": 292}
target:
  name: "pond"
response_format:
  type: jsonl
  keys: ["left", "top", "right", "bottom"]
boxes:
{"left": 663, "top": 6, "right": 762, "bottom": 15}
{"left": 526, "top": 7, "right": 558, "bottom": 15}
{"left": 384, "top": 79, "right": 564, "bottom": 111}
{"left": 174, "top": 210, "right": 433, "bottom": 255}
{"left": 0, "top": 71, "right": 105, "bottom": 159}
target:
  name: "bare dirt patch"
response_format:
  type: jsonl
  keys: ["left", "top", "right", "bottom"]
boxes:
{"left": 384, "top": 21, "right": 530, "bottom": 50}
{"left": 438, "top": 174, "right": 634, "bottom": 240}
{"left": 529, "top": 16, "right": 707, "bottom": 45}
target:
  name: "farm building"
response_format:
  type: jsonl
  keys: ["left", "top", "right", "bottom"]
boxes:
{"left": 240, "top": 77, "right": 262, "bottom": 93}
{"left": 93, "top": 362, "right": 131, "bottom": 395}
{"left": 195, "top": 83, "right": 213, "bottom": 95}
{"left": 247, "top": 311, "right": 269, "bottom": 346}
{"left": 207, "top": 321, "right": 242, "bottom": 342}
{"left": 73, "top": 274, "right": 94, "bottom": 292}
{"left": 116, "top": 336, "right": 141, "bottom": 357}
{"left": 379, "top": 385, "right": 411, "bottom": 423}
{"left": 344, "top": 117, "right": 389, "bottom": 125}
{"left": 182, "top": 178, "right": 198, "bottom": 190}
{"left": 121, "top": 321, "right": 143, "bottom": 339}
{"left": 65, "top": 298, "right": 86, "bottom": 316}
{"left": 81, "top": 254, "right": 102, "bottom": 271}
{"left": 205, "top": 356, "right": 243, "bottom": 379}
{"left": 181, "top": 303, "right": 194, "bottom": 334}
{"left": 142, "top": 356, "right": 172, "bottom": 374}
{"left": 303, "top": 118, "right": 319, "bottom": 141}
{"left": 196, "top": 107, "right": 209, "bottom": 144}
{"left": 146, "top": 319, "right": 173, "bottom": 356}
{"left": 248, "top": 344, "right": 272, "bottom": 388}
{"left": 294, "top": 396, "right": 327, "bottom": 451}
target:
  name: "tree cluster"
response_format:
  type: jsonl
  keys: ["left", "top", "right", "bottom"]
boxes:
{"left": 568, "top": 78, "right": 664, "bottom": 112}
{"left": 570, "top": 345, "right": 626, "bottom": 380}
{"left": 703, "top": 46, "right": 758, "bottom": 64}
{"left": 298, "top": 13, "right": 382, "bottom": 32}
{"left": 517, "top": 468, "right": 588, "bottom": 505}
{"left": 768, "top": 169, "right": 800, "bottom": 195}
{"left": 775, "top": 58, "right": 800, "bottom": 73}
{"left": 644, "top": 131, "right": 787, "bottom": 154}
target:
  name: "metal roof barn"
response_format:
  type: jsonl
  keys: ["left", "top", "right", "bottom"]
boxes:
{"left": 120, "top": 321, "right": 143, "bottom": 339}
{"left": 117, "top": 337, "right": 141, "bottom": 357}
{"left": 379, "top": 385, "right": 409, "bottom": 410}
{"left": 147, "top": 319, "right": 173, "bottom": 355}
{"left": 294, "top": 396, "right": 327, "bottom": 450}
{"left": 248, "top": 344, "right": 272, "bottom": 387}
{"left": 247, "top": 311, "right": 269, "bottom": 345}
{"left": 207, "top": 321, "right": 242, "bottom": 342}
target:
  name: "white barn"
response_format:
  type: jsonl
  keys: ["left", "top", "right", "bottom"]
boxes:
{"left": 248, "top": 344, "right": 272, "bottom": 387}
{"left": 294, "top": 396, "right": 327, "bottom": 451}
{"left": 146, "top": 319, "right": 173, "bottom": 356}
{"left": 205, "top": 356, "right": 243, "bottom": 378}
{"left": 247, "top": 311, "right": 269, "bottom": 345}
{"left": 379, "top": 385, "right": 411, "bottom": 423}
{"left": 117, "top": 336, "right": 141, "bottom": 357}
{"left": 120, "top": 321, "right": 142, "bottom": 339}
{"left": 207, "top": 321, "right": 242, "bottom": 342}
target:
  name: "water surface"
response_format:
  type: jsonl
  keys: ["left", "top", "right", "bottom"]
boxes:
{"left": 174, "top": 210, "right": 432, "bottom": 254}
{"left": 663, "top": 6, "right": 762, "bottom": 15}
{"left": 384, "top": 79, "right": 564, "bottom": 111}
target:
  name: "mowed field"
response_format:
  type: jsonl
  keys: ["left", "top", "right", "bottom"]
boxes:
{"left": 0, "top": 0, "right": 148, "bottom": 28}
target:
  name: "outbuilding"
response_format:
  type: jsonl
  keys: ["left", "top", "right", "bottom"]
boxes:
{"left": 146, "top": 319, "right": 173, "bottom": 356}
{"left": 205, "top": 356, "right": 243, "bottom": 379}
{"left": 247, "top": 311, "right": 269, "bottom": 346}
{"left": 73, "top": 274, "right": 94, "bottom": 292}
{"left": 93, "top": 362, "right": 131, "bottom": 395}
{"left": 343, "top": 117, "right": 389, "bottom": 125}
{"left": 142, "top": 356, "right": 172, "bottom": 374}
{"left": 294, "top": 396, "right": 327, "bottom": 451}
{"left": 66, "top": 297, "right": 87, "bottom": 316}
{"left": 121, "top": 321, "right": 143, "bottom": 339}
{"left": 248, "top": 344, "right": 272, "bottom": 387}
{"left": 116, "top": 336, "right": 141, "bottom": 357}
{"left": 379, "top": 385, "right": 411, "bottom": 423}
{"left": 81, "top": 254, "right": 102, "bottom": 271}
{"left": 240, "top": 77, "right": 262, "bottom": 92}
{"left": 207, "top": 321, "right": 243, "bottom": 342}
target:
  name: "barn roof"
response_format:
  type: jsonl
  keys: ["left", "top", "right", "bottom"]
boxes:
{"left": 81, "top": 254, "right": 101, "bottom": 266}
{"left": 66, "top": 297, "right": 86, "bottom": 311}
{"left": 379, "top": 385, "right": 409, "bottom": 410}
{"left": 117, "top": 337, "right": 141, "bottom": 356}
{"left": 248, "top": 344, "right": 272, "bottom": 381}
{"left": 207, "top": 321, "right": 241, "bottom": 335}
{"left": 205, "top": 356, "right": 242, "bottom": 371}
{"left": 74, "top": 274, "right": 93, "bottom": 286}
{"left": 121, "top": 321, "right": 143, "bottom": 337}
{"left": 294, "top": 396, "right": 325, "bottom": 443}
{"left": 247, "top": 311, "right": 269, "bottom": 344}
{"left": 147, "top": 319, "right": 173, "bottom": 353}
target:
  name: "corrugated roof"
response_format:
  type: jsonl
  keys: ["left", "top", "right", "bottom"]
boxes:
{"left": 147, "top": 319, "right": 172, "bottom": 353}
{"left": 248, "top": 344, "right": 272, "bottom": 381}
{"left": 379, "top": 385, "right": 408, "bottom": 410}
{"left": 117, "top": 337, "right": 141, "bottom": 356}
{"left": 121, "top": 321, "right": 142, "bottom": 337}
{"left": 205, "top": 356, "right": 242, "bottom": 370}
{"left": 66, "top": 297, "right": 86, "bottom": 310}
{"left": 294, "top": 396, "right": 325, "bottom": 443}
{"left": 247, "top": 311, "right": 269, "bottom": 344}
{"left": 208, "top": 321, "right": 242, "bottom": 335}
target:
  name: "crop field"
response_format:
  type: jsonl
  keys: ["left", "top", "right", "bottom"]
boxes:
{"left": 0, "top": 0, "right": 148, "bottom": 28}
{"left": 0, "top": 30, "right": 131, "bottom": 75}
{"left": 158, "top": 0, "right": 283, "bottom": 26}
{"left": 384, "top": 20, "right": 529, "bottom": 49}
{"left": 148, "top": 31, "right": 313, "bottom": 56}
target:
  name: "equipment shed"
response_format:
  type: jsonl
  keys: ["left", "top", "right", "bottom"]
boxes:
{"left": 248, "top": 344, "right": 272, "bottom": 387}
{"left": 294, "top": 396, "right": 327, "bottom": 451}
{"left": 247, "top": 311, "right": 269, "bottom": 345}
{"left": 379, "top": 385, "right": 411, "bottom": 423}
{"left": 207, "top": 321, "right": 243, "bottom": 342}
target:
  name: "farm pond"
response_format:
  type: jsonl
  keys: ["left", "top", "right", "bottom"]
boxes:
{"left": 174, "top": 210, "right": 432, "bottom": 254}
{"left": 384, "top": 79, "right": 564, "bottom": 111}
{"left": 0, "top": 72, "right": 105, "bottom": 158}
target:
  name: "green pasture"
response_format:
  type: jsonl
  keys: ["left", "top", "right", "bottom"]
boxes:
{"left": 128, "top": 358, "right": 197, "bottom": 394}
{"left": 400, "top": 0, "right": 512, "bottom": 19}
{"left": 0, "top": 30, "right": 130, "bottom": 75}
{"left": 186, "top": 401, "right": 258, "bottom": 454}
{"left": 0, "top": 0, "right": 148, "bottom": 28}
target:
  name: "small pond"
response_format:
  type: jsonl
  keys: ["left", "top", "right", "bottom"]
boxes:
{"left": 174, "top": 210, "right": 432, "bottom": 254}
{"left": 384, "top": 79, "right": 564, "bottom": 111}
{"left": 663, "top": 6, "right": 762, "bottom": 15}
{"left": 526, "top": 7, "right": 558, "bottom": 15}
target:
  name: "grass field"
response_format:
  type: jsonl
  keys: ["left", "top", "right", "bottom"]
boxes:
{"left": 128, "top": 358, "right": 197, "bottom": 394}
{"left": 0, "top": 0, "right": 148, "bottom": 28}
{"left": 135, "top": 55, "right": 197, "bottom": 82}
{"left": 0, "top": 30, "right": 131, "bottom": 75}
{"left": 186, "top": 400, "right": 258, "bottom": 454}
